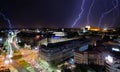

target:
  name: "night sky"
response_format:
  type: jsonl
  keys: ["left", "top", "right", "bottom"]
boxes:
{"left": 0, "top": 0, "right": 120, "bottom": 28}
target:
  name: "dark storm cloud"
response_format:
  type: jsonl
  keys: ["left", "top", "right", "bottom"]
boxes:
{"left": 0, "top": 0, "right": 120, "bottom": 28}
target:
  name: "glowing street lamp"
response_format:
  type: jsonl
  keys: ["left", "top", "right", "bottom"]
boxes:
{"left": 4, "top": 58, "right": 12, "bottom": 65}
{"left": 57, "top": 69, "right": 61, "bottom": 72}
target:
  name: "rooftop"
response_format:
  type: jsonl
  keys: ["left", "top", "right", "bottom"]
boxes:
{"left": 40, "top": 37, "right": 82, "bottom": 46}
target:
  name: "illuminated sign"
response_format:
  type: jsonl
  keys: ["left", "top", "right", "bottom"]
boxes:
{"left": 112, "top": 48, "right": 120, "bottom": 52}
{"left": 53, "top": 32, "right": 65, "bottom": 36}
{"left": 79, "top": 45, "right": 88, "bottom": 51}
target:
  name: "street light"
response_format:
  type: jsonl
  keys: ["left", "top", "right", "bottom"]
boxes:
{"left": 4, "top": 59, "right": 9, "bottom": 64}
{"left": 4, "top": 58, "right": 12, "bottom": 65}
{"left": 57, "top": 69, "right": 61, "bottom": 72}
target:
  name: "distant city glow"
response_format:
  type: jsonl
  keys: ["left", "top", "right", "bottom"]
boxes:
{"left": 103, "top": 28, "right": 108, "bottom": 31}
{"left": 85, "top": 25, "right": 90, "bottom": 30}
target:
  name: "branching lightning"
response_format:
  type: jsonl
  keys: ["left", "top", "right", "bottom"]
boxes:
{"left": 87, "top": 0, "right": 95, "bottom": 26}
{"left": 0, "top": 12, "right": 12, "bottom": 28}
{"left": 110, "top": 0, "right": 119, "bottom": 27}
{"left": 71, "top": 0, "right": 85, "bottom": 27}
{"left": 98, "top": 0, "right": 118, "bottom": 28}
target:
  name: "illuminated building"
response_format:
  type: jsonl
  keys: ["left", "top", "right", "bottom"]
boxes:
{"left": 103, "top": 40, "right": 120, "bottom": 53}
{"left": 102, "top": 37, "right": 120, "bottom": 72}
{"left": 39, "top": 37, "right": 90, "bottom": 64}
{"left": 53, "top": 32, "right": 66, "bottom": 36}
{"left": 74, "top": 46, "right": 108, "bottom": 65}
{"left": 105, "top": 57, "right": 120, "bottom": 72}
{"left": 85, "top": 25, "right": 100, "bottom": 31}
{"left": 74, "top": 51, "right": 104, "bottom": 65}
{"left": 102, "top": 27, "right": 117, "bottom": 32}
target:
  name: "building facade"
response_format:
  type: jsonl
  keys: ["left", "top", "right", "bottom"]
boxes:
{"left": 39, "top": 38, "right": 90, "bottom": 64}
{"left": 74, "top": 51, "right": 104, "bottom": 65}
{"left": 74, "top": 46, "right": 108, "bottom": 66}
{"left": 105, "top": 59, "right": 120, "bottom": 72}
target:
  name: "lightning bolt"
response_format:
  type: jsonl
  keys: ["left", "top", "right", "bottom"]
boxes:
{"left": 98, "top": 0, "right": 118, "bottom": 28}
{"left": 71, "top": 0, "right": 86, "bottom": 28}
{"left": 87, "top": 0, "right": 95, "bottom": 26}
{"left": 0, "top": 12, "right": 12, "bottom": 29}
{"left": 110, "top": 0, "right": 119, "bottom": 27}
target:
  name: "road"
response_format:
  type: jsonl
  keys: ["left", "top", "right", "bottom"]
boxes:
{"left": 11, "top": 60, "right": 29, "bottom": 72}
